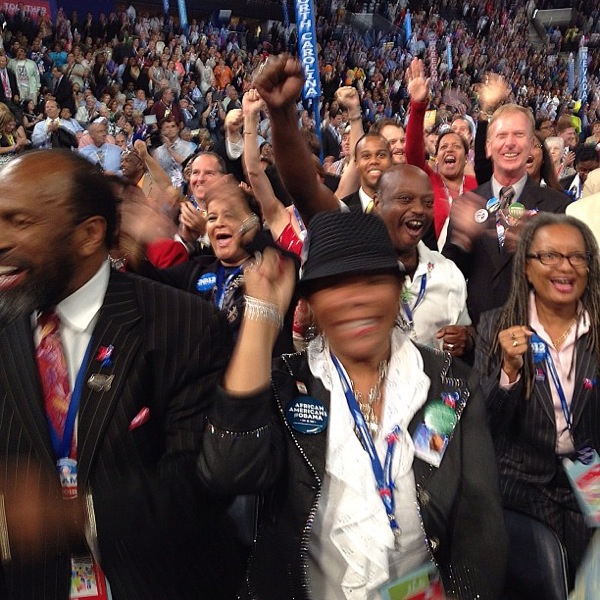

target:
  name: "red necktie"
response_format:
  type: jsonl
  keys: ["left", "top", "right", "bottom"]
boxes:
{"left": 36, "top": 310, "right": 73, "bottom": 456}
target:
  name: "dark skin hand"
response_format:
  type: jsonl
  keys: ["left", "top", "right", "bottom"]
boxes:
{"left": 253, "top": 54, "right": 304, "bottom": 111}
{"left": 253, "top": 54, "right": 338, "bottom": 223}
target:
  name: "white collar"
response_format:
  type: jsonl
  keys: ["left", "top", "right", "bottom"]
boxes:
{"left": 56, "top": 261, "right": 110, "bottom": 333}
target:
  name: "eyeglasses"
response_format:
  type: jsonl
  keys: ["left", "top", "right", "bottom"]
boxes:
{"left": 526, "top": 251, "right": 591, "bottom": 267}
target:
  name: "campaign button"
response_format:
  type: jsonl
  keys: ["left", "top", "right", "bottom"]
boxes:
{"left": 196, "top": 272, "right": 217, "bottom": 292}
{"left": 474, "top": 208, "right": 489, "bottom": 223}
{"left": 285, "top": 396, "right": 328, "bottom": 434}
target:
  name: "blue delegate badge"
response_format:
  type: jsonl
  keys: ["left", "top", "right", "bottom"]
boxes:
{"left": 285, "top": 396, "right": 328, "bottom": 434}
{"left": 196, "top": 272, "right": 217, "bottom": 292}
{"left": 530, "top": 333, "right": 547, "bottom": 364}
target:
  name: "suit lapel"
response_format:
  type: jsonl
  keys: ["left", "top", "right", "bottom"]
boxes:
{"left": 570, "top": 335, "right": 597, "bottom": 431}
{"left": 76, "top": 272, "right": 142, "bottom": 487}
{"left": 534, "top": 368, "right": 557, "bottom": 425}
{"left": 0, "top": 316, "right": 56, "bottom": 469}
{"left": 275, "top": 354, "right": 329, "bottom": 481}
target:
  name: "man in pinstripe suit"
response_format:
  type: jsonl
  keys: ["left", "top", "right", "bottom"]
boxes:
{"left": 0, "top": 151, "right": 246, "bottom": 599}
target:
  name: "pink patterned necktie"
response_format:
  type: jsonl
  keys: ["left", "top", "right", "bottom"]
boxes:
{"left": 36, "top": 310, "right": 73, "bottom": 457}
{"left": 1, "top": 70, "right": 10, "bottom": 98}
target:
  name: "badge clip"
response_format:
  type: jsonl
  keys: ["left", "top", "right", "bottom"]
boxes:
{"left": 87, "top": 374, "right": 115, "bottom": 392}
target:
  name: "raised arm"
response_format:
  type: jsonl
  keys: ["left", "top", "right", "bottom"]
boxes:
{"left": 254, "top": 54, "right": 338, "bottom": 224}
{"left": 405, "top": 57, "right": 432, "bottom": 174}
{"left": 242, "top": 88, "right": 290, "bottom": 238}
{"left": 333, "top": 86, "right": 361, "bottom": 199}
{"left": 224, "top": 248, "right": 296, "bottom": 395}
{"left": 134, "top": 139, "right": 182, "bottom": 216}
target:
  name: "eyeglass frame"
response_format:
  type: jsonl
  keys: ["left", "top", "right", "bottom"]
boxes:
{"left": 526, "top": 251, "right": 591, "bottom": 267}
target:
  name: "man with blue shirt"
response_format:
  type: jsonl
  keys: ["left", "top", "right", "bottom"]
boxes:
{"left": 79, "top": 120, "right": 122, "bottom": 174}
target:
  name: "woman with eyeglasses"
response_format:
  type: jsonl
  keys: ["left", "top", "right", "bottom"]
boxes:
{"left": 475, "top": 213, "right": 600, "bottom": 584}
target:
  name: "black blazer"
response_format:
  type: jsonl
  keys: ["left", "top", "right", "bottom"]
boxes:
{"left": 475, "top": 308, "right": 600, "bottom": 513}
{"left": 53, "top": 75, "right": 75, "bottom": 113}
{"left": 443, "top": 177, "right": 568, "bottom": 325}
{"left": 0, "top": 68, "right": 18, "bottom": 104}
{"left": 340, "top": 189, "right": 363, "bottom": 212}
{"left": 202, "top": 344, "right": 508, "bottom": 599}
{"left": 137, "top": 255, "right": 295, "bottom": 357}
{"left": 322, "top": 125, "right": 341, "bottom": 161}
{"left": 0, "top": 270, "right": 247, "bottom": 599}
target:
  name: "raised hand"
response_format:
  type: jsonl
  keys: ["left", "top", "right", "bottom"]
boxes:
{"left": 335, "top": 85, "right": 360, "bottom": 111}
{"left": 405, "top": 58, "right": 430, "bottom": 103}
{"left": 242, "top": 88, "right": 265, "bottom": 117}
{"left": 476, "top": 73, "right": 510, "bottom": 113}
{"left": 244, "top": 247, "right": 296, "bottom": 317}
{"left": 225, "top": 108, "right": 243, "bottom": 135}
{"left": 254, "top": 54, "right": 304, "bottom": 111}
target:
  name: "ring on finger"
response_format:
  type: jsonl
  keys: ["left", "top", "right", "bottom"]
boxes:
{"left": 446, "top": 343, "right": 455, "bottom": 350}
{"left": 511, "top": 332, "right": 517, "bottom": 340}
{"left": 512, "top": 340, "right": 519, "bottom": 347}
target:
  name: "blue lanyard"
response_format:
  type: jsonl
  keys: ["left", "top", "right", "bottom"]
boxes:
{"left": 215, "top": 265, "right": 243, "bottom": 310}
{"left": 402, "top": 273, "right": 427, "bottom": 329}
{"left": 330, "top": 353, "right": 401, "bottom": 541}
{"left": 47, "top": 340, "right": 93, "bottom": 459}
{"left": 292, "top": 205, "right": 307, "bottom": 235}
{"left": 543, "top": 347, "right": 573, "bottom": 433}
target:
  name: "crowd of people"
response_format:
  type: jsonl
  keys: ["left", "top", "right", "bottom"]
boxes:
{"left": 0, "top": 0, "right": 600, "bottom": 598}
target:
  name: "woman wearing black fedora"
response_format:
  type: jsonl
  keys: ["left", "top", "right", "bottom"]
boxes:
{"left": 199, "top": 210, "right": 507, "bottom": 599}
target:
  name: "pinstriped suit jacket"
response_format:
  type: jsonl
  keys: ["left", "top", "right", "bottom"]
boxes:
{"left": 475, "top": 308, "right": 600, "bottom": 510}
{"left": 0, "top": 270, "right": 246, "bottom": 599}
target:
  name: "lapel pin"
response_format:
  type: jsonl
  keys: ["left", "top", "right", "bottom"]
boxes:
{"left": 87, "top": 374, "right": 115, "bottom": 392}
{"left": 95, "top": 345, "right": 114, "bottom": 368}
{"left": 583, "top": 378, "right": 596, "bottom": 390}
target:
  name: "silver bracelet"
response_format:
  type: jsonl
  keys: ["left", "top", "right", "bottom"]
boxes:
{"left": 244, "top": 295, "right": 283, "bottom": 330}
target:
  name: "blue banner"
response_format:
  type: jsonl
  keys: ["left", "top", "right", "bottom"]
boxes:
{"left": 177, "top": 0, "right": 188, "bottom": 28}
{"left": 163, "top": 0, "right": 169, "bottom": 13}
{"left": 446, "top": 37, "right": 452, "bottom": 76}
{"left": 404, "top": 10, "right": 412, "bottom": 47}
{"left": 294, "top": 0, "right": 320, "bottom": 101}
{"left": 578, "top": 45, "right": 588, "bottom": 102}
{"left": 568, "top": 53, "right": 575, "bottom": 94}
{"left": 294, "top": 0, "right": 322, "bottom": 157}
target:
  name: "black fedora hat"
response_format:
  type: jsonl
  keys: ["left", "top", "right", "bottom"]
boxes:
{"left": 298, "top": 210, "right": 403, "bottom": 293}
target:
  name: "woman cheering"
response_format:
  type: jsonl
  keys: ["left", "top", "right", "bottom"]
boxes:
{"left": 476, "top": 213, "right": 600, "bottom": 582}
{"left": 200, "top": 210, "right": 507, "bottom": 599}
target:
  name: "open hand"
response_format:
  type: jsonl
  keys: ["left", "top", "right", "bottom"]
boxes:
{"left": 405, "top": 58, "right": 430, "bottom": 103}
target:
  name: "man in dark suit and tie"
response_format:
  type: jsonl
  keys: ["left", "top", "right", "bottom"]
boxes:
{"left": 51, "top": 65, "right": 75, "bottom": 114}
{"left": 443, "top": 104, "right": 569, "bottom": 326}
{"left": 0, "top": 53, "right": 20, "bottom": 114}
{"left": 340, "top": 132, "right": 392, "bottom": 213}
{"left": 0, "top": 151, "right": 246, "bottom": 599}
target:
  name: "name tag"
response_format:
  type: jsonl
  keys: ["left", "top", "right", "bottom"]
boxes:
{"left": 380, "top": 562, "right": 445, "bottom": 599}
{"left": 70, "top": 555, "right": 110, "bottom": 599}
